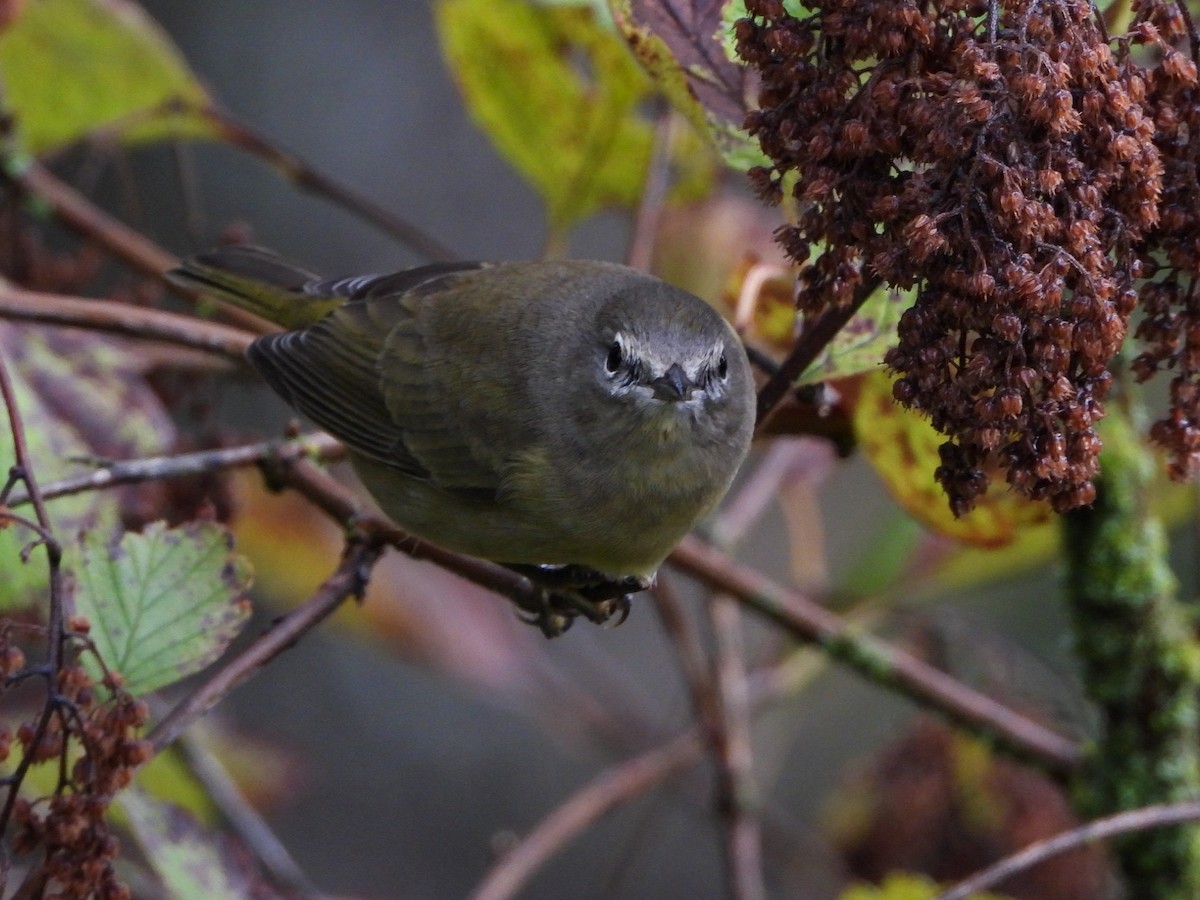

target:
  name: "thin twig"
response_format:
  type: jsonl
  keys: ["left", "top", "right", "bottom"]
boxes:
{"left": 754, "top": 276, "right": 880, "bottom": 429}
{"left": 7, "top": 434, "right": 343, "bottom": 508}
{"left": 0, "top": 351, "right": 67, "bottom": 836}
{"left": 625, "top": 105, "right": 675, "bottom": 271}
{"left": 709, "top": 594, "right": 764, "bottom": 900}
{"left": 275, "top": 457, "right": 565, "bottom": 620}
{"left": 5, "top": 162, "right": 265, "bottom": 330}
{"left": 470, "top": 648, "right": 814, "bottom": 900}
{"left": 201, "top": 105, "right": 459, "bottom": 263}
{"left": 0, "top": 284, "right": 256, "bottom": 360}
{"left": 147, "top": 538, "right": 383, "bottom": 752}
{"left": 174, "top": 732, "right": 322, "bottom": 899}
{"left": 469, "top": 729, "right": 705, "bottom": 900}
{"left": 648, "top": 574, "right": 718, "bottom": 727}
{"left": 668, "top": 535, "right": 1081, "bottom": 775}
{"left": 936, "top": 801, "right": 1200, "bottom": 900}
{"left": 9, "top": 161, "right": 177, "bottom": 281}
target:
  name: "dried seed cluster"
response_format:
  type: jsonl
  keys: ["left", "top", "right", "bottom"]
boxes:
{"left": 737, "top": 0, "right": 1165, "bottom": 513}
{"left": 1129, "top": 1, "right": 1200, "bottom": 478}
{"left": 3, "top": 625, "right": 150, "bottom": 900}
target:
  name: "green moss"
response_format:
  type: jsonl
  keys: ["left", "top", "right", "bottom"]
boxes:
{"left": 1062, "top": 405, "right": 1200, "bottom": 897}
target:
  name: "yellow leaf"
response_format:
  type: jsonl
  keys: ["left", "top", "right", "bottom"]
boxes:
{"left": 854, "top": 369, "right": 1052, "bottom": 547}
{"left": 0, "top": 0, "right": 214, "bottom": 153}
{"left": 436, "top": 0, "right": 654, "bottom": 230}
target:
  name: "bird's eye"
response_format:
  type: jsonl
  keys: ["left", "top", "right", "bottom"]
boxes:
{"left": 605, "top": 340, "right": 623, "bottom": 374}
{"left": 717, "top": 353, "right": 729, "bottom": 380}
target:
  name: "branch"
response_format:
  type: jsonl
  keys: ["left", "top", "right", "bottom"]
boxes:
{"left": 147, "top": 537, "right": 383, "bottom": 752}
{"left": 709, "top": 594, "right": 764, "bottom": 900}
{"left": 667, "top": 535, "right": 1081, "bottom": 775}
{"left": 200, "top": 105, "right": 459, "bottom": 263}
{"left": 5, "top": 162, "right": 265, "bottom": 331}
{"left": 469, "top": 729, "right": 705, "bottom": 900}
{"left": 9, "top": 161, "right": 178, "bottom": 282}
{"left": 936, "top": 801, "right": 1200, "bottom": 900}
{"left": 754, "top": 275, "right": 880, "bottom": 428}
{"left": 625, "top": 103, "right": 674, "bottom": 272}
{"left": 0, "top": 284, "right": 254, "bottom": 361}
{"left": 173, "top": 732, "right": 322, "bottom": 899}
{"left": 469, "top": 649, "right": 815, "bottom": 900}
{"left": 7, "top": 434, "right": 342, "bottom": 508}
{"left": 0, "top": 350, "right": 68, "bottom": 834}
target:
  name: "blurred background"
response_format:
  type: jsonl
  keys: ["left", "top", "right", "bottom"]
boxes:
{"left": 9, "top": 1, "right": 1183, "bottom": 896}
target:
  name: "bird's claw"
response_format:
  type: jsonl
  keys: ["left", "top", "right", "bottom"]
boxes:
{"left": 509, "top": 566, "right": 650, "bottom": 637}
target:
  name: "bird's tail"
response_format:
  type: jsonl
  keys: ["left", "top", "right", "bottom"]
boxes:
{"left": 167, "top": 245, "right": 343, "bottom": 329}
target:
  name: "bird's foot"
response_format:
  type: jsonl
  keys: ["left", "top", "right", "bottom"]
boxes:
{"left": 508, "top": 565, "right": 653, "bottom": 637}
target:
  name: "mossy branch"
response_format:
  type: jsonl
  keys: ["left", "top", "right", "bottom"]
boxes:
{"left": 1062, "top": 401, "right": 1200, "bottom": 895}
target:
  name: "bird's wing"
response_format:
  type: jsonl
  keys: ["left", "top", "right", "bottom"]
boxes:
{"left": 246, "top": 262, "right": 505, "bottom": 493}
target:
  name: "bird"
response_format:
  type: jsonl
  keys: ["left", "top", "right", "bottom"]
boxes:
{"left": 169, "top": 246, "right": 756, "bottom": 633}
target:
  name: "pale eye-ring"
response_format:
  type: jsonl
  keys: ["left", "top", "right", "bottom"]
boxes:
{"left": 605, "top": 340, "right": 623, "bottom": 374}
{"left": 717, "top": 353, "right": 728, "bottom": 379}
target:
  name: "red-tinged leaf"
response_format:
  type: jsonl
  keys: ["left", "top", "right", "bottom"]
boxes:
{"left": 611, "top": 0, "right": 762, "bottom": 165}
{"left": 0, "top": 326, "right": 176, "bottom": 611}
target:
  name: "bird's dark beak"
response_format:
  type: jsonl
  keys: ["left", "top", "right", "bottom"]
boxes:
{"left": 650, "top": 363, "right": 695, "bottom": 402}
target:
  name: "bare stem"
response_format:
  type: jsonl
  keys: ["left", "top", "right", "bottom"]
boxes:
{"left": 754, "top": 276, "right": 879, "bottom": 429}
{"left": 469, "top": 729, "right": 705, "bottom": 900}
{"left": 7, "top": 434, "right": 343, "bottom": 508}
{"left": 0, "top": 350, "right": 67, "bottom": 835}
{"left": 937, "top": 802, "right": 1200, "bottom": 900}
{"left": 668, "top": 535, "right": 1081, "bottom": 775}
{"left": 709, "top": 594, "right": 764, "bottom": 900}
{"left": 625, "top": 104, "right": 674, "bottom": 271}
{"left": 0, "top": 284, "right": 255, "bottom": 360}
{"left": 201, "top": 105, "right": 459, "bottom": 263}
{"left": 147, "top": 538, "right": 383, "bottom": 752}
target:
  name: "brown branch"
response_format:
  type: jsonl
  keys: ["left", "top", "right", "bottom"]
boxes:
{"left": 648, "top": 574, "right": 718, "bottom": 726}
{"left": 754, "top": 275, "right": 880, "bottom": 429}
{"left": 469, "top": 648, "right": 817, "bottom": 900}
{"left": 147, "top": 537, "right": 383, "bottom": 753}
{"left": 0, "top": 351, "right": 68, "bottom": 835}
{"left": 10, "top": 162, "right": 178, "bottom": 281}
{"left": 200, "top": 105, "right": 459, "bottom": 263}
{"left": 469, "top": 729, "right": 705, "bottom": 900}
{"left": 0, "top": 285, "right": 255, "bottom": 360}
{"left": 173, "top": 732, "right": 321, "bottom": 898}
{"left": 275, "top": 457, "right": 559, "bottom": 619}
{"left": 625, "top": 104, "right": 674, "bottom": 271}
{"left": 6, "top": 434, "right": 342, "bottom": 508}
{"left": 709, "top": 594, "right": 764, "bottom": 900}
{"left": 936, "top": 801, "right": 1200, "bottom": 900}
{"left": 5, "top": 162, "right": 265, "bottom": 331}
{"left": 667, "top": 535, "right": 1082, "bottom": 775}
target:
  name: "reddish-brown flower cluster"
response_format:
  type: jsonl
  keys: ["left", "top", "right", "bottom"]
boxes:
{"left": 4, "top": 625, "right": 149, "bottom": 900}
{"left": 737, "top": 0, "right": 1163, "bottom": 513}
{"left": 1129, "top": 0, "right": 1200, "bottom": 478}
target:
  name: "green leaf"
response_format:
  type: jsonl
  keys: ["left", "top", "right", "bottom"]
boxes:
{"left": 436, "top": 0, "right": 655, "bottom": 230}
{"left": 0, "top": 326, "right": 175, "bottom": 611}
{"left": 0, "top": 0, "right": 214, "bottom": 154}
{"left": 68, "top": 520, "right": 252, "bottom": 696}
{"left": 798, "top": 286, "right": 911, "bottom": 384}
{"left": 610, "top": 0, "right": 766, "bottom": 167}
{"left": 119, "top": 790, "right": 259, "bottom": 900}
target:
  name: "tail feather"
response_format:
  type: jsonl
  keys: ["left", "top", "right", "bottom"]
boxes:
{"left": 167, "top": 245, "right": 342, "bottom": 329}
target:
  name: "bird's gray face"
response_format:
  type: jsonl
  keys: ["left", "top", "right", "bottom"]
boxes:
{"left": 599, "top": 330, "right": 733, "bottom": 432}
